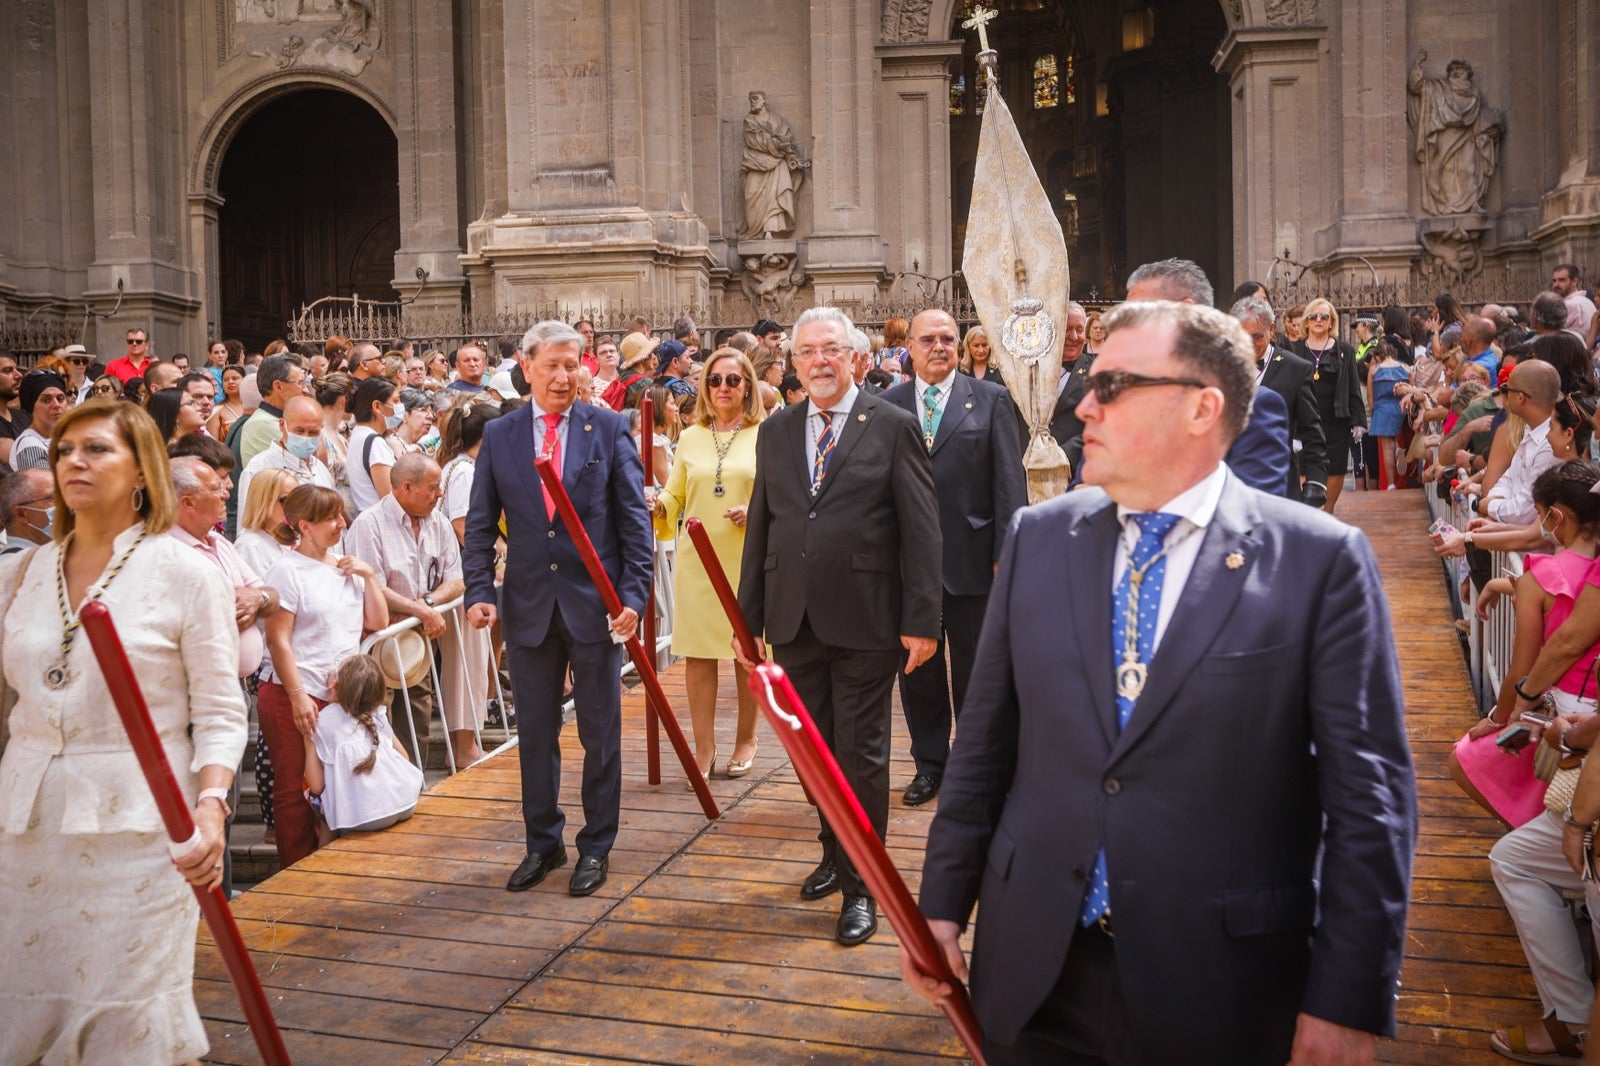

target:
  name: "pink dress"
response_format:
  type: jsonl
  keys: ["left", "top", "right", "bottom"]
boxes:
{"left": 1453, "top": 551, "right": 1600, "bottom": 827}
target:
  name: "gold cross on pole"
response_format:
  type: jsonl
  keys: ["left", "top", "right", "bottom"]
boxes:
{"left": 962, "top": 4, "right": 998, "bottom": 53}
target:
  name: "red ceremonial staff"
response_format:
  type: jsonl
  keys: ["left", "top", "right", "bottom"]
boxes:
{"left": 683, "top": 519, "right": 984, "bottom": 1062}
{"left": 533, "top": 455, "right": 719, "bottom": 819}
{"left": 79, "top": 601, "right": 293, "bottom": 1066}
{"left": 640, "top": 393, "right": 662, "bottom": 785}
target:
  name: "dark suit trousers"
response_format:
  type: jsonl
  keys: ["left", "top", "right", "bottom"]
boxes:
{"left": 897, "top": 590, "right": 988, "bottom": 779}
{"left": 506, "top": 604, "right": 624, "bottom": 859}
{"left": 984, "top": 926, "right": 1139, "bottom": 1066}
{"left": 773, "top": 616, "right": 900, "bottom": 898}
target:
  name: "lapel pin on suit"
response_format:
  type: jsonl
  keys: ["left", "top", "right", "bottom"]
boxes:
{"left": 584, "top": 424, "right": 593, "bottom": 432}
{"left": 964, "top": 401, "right": 973, "bottom": 409}
{"left": 1225, "top": 551, "right": 1244, "bottom": 570}
{"left": 857, "top": 413, "right": 868, "bottom": 422}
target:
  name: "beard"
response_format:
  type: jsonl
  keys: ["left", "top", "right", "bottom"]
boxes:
{"left": 806, "top": 370, "right": 843, "bottom": 401}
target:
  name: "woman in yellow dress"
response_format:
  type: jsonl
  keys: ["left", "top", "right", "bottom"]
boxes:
{"left": 651, "top": 349, "right": 763, "bottom": 784}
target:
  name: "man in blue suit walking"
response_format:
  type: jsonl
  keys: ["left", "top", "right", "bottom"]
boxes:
{"left": 903, "top": 301, "right": 1415, "bottom": 1065}
{"left": 464, "top": 320, "right": 653, "bottom": 897}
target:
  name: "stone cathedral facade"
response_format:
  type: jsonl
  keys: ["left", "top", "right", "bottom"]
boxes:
{"left": 1, "top": 0, "right": 1597, "bottom": 355}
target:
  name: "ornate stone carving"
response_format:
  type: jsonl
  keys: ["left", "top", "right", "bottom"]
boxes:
{"left": 879, "top": 0, "right": 933, "bottom": 43}
{"left": 1419, "top": 225, "right": 1484, "bottom": 286}
{"left": 739, "top": 91, "right": 809, "bottom": 240}
{"left": 1407, "top": 50, "right": 1501, "bottom": 216}
{"left": 1221, "top": 0, "right": 1245, "bottom": 26}
{"left": 235, "top": 0, "right": 381, "bottom": 76}
{"left": 739, "top": 251, "right": 808, "bottom": 319}
{"left": 1264, "top": 0, "right": 1320, "bottom": 26}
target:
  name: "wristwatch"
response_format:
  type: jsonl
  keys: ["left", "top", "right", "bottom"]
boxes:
{"left": 1565, "top": 804, "right": 1591, "bottom": 830}
{"left": 1463, "top": 531, "right": 1475, "bottom": 550}
{"left": 422, "top": 594, "right": 435, "bottom": 607}
{"left": 198, "top": 786, "right": 232, "bottom": 819}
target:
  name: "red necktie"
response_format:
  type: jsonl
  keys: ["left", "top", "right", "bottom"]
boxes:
{"left": 541, "top": 411, "right": 562, "bottom": 520}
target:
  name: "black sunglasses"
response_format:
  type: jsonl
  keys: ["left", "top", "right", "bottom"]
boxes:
{"left": 1498, "top": 384, "right": 1530, "bottom": 399}
{"left": 1085, "top": 370, "right": 1208, "bottom": 405}
{"left": 705, "top": 373, "right": 745, "bottom": 389}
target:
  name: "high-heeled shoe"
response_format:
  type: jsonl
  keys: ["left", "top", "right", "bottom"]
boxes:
{"left": 685, "top": 748, "right": 716, "bottom": 791}
{"left": 725, "top": 747, "right": 757, "bottom": 778}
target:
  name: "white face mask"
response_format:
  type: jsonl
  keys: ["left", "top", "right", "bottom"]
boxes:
{"left": 1540, "top": 508, "right": 1562, "bottom": 545}
{"left": 384, "top": 401, "right": 405, "bottom": 431}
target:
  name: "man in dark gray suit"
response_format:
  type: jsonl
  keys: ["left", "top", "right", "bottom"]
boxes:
{"left": 737, "top": 305, "right": 942, "bottom": 946}
{"left": 882, "top": 308, "right": 1025, "bottom": 807}
{"left": 903, "top": 300, "right": 1415, "bottom": 1065}
{"left": 1047, "top": 301, "right": 1093, "bottom": 471}
{"left": 1233, "top": 295, "right": 1328, "bottom": 506}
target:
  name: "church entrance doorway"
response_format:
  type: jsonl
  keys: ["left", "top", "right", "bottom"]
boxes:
{"left": 217, "top": 88, "right": 399, "bottom": 351}
{"left": 948, "top": 0, "right": 1232, "bottom": 301}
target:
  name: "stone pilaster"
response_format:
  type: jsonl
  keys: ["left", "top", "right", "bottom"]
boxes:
{"left": 804, "top": 0, "right": 889, "bottom": 305}
{"left": 1530, "top": 0, "right": 1600, "bottom": 266}
{"left": 392, "top": 0, "right": 466, "bottom": 313}
{"left": 876, "top": 40, "right": 963, "bottom": 287}
{"left": 1215, "top": 22, "right": 1328, "bottom": 286}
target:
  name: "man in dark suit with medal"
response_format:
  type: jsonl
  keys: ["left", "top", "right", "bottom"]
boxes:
{"left": 903, "top": 300, "right": 1415, "bottom": 1065}
{"left": 1233, "top": 295, "right": 1328, "bottom": 505}
{"left": 736, "top": 305, "right": 943, "bottom": 946}
{"left": 464, "top": 320, "right": 653, "bottom": 899}
{"left": 882, "top": 308, "right": 1025, "bottom": 807}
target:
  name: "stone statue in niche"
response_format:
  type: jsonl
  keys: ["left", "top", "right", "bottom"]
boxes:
{"left": 740, "top": 253, "right": 809, "bottom": 319}
{"left": 1407, "top": 51, "right": 1502, "bottom": 216}
{"left": 237, "top": 0, "right": 381, "bottom": 76}
{"left": 739, "top": 92, "right": 810, "bottom": 240}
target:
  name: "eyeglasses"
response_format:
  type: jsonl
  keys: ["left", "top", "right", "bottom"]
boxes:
{"left": 795, "top": 344, "right": 846, "bottom": 360}
{"left": 68, "top": 358, "right": 90, "bottom": 365}
{"left": 1084, "top": 370, "right": 1209, "bottom": 405}
{"left": 1305, "top": 313, "right": 1330, "bottom": 322}
{"left": 126, "top": 338, "right": 147, "bottom": 346}
{"left": 705, "top": 373, "right": 745, "bottom": 389}
{"left": 1498, "top": 384, "right": 1531, "bottom": 400}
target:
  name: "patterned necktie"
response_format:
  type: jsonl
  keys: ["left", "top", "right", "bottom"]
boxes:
{"left": 1079, "top": 510, "right": 1183, "bottom": 928}
{"left": 540, "top": 411, "right": 562, "bottom": 520}
{"left": 922, "top": 383, "right": 941, "bottom": 449}
{"left": 811, "top": 410, "right": 836, "bottom": 493}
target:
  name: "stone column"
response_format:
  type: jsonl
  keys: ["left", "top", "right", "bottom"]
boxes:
{"left": 804, "top": 0, "right": 889, "bottom": 305}
{"left": 875, "top": 40, "right": 963, "bottom": 287}
{"left": 85, "top": 0, "right": 200, "bottom": 354}
{"left": 1214, "top": 22, "right": 1329, "bottom": 287}
{"left": 1531, "top": 0, "right": 1600, "bottom": 266}
{"left": 187, "top": 193, "right": 224, "bottom": 345}
{"left": 1317, "top": 0, "right": 1416, "bottom": 282}
{"left": 393, "top": 0, "right": 466, "bottom": 316}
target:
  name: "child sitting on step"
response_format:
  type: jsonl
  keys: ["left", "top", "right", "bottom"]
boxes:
{"left": 302, "top": 654, "right": 425, "bottom": 836}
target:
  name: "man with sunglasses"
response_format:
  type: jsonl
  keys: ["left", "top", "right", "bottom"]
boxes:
{"left": 1475, "top": 360, "right": 1562, "bottom": 525}
{"left": 908, "top": 300, "right": 1414, "bottom": 1065}
{"left": 105, "top": 328, "right": 154, "bottom": 385}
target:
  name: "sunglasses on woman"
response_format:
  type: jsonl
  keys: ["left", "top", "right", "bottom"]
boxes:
{"left": 1305, "top": 312, "right": 1331, "bottom": 322}
{"left": 705, "top": 373, "right": 744, "bottom": 389}
{"left": 1084, "top": 370, "right": 1207, "bottom": 405}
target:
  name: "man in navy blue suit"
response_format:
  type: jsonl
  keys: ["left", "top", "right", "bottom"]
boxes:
{"left": 881, "top": 309, "right": 1026, "bottom": 807}
{"left": 464, "top": 320, "right": 653, "bottom": 898}
{"left": 903, "top": 300, "right": 1415, "bottom": 1065}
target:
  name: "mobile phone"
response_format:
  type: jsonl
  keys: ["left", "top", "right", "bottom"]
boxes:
{"left": 1496, "top": 723, "right": 1533, "bottom": 751}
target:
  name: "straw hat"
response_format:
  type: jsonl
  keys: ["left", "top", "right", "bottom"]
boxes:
{"left": 619, "top": 332, "right": 660, "bottom": 370}
{"left": 371, "top": 630, "right": 431, "bottom": 689}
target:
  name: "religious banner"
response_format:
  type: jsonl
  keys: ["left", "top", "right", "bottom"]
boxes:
{"left": 960, "top": 7, "right": 1074, "bottom": 502}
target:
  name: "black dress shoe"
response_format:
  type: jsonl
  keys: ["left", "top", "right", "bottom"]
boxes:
{"left": 902, "top": 773, "right": 942, "bottom": 806}
{"left": 506, "top": 846, "right": 567, "bottom": 892}
{"left": 800, "top": 858, "right": 840, "bottom": 901}
{"left": 836, "top": 894, "right": 878, "bottom": 946}
{"left": 569, "top": 854, "right": 609, "bottom": 896}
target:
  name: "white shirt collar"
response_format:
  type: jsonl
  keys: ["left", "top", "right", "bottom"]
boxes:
{"left": 1115, "top": 463, "right": 1229, "bottom": 535}
{"left": 807, "top": 384, "right": 859, "bottom": 422}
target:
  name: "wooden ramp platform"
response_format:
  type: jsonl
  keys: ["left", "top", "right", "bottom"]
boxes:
{"left": 199, "top": 489, "right": 1541, "bottom": 1064}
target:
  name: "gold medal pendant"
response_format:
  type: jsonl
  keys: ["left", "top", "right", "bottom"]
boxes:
{"left": 1115, "top": 657, "right": 1147, "bottom": 701}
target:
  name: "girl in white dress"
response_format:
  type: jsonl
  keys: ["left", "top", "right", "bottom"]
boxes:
{"left": 302, "top": 655, "right": 424, "bottom": 835}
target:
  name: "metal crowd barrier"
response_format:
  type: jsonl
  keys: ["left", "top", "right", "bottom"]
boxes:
{"left": 1425, "top": 483, "right": 1521, "bottom": 714}
{"left": 359, "top": 540, "right": 678, "bottom": 775}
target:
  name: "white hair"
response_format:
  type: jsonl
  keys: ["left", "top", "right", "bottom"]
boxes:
{"left": 170, "top": 455, "right": 211, "bottom": 496}
{"left": 846, "top": 327, "right": 871, "bottom": 355}
{"left": 519, "top": 320, "right": 585, "bottom": 360}
{"left": 1230, "top": 295, "right": 1276, "bottom": 326}
{"left": 792, "top": 306, "right": 856, "bottom": 343}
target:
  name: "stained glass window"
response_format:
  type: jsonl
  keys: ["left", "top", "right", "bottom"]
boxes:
{"left": 1063, "top": 54, "right": 1076, "bottom": 104}
{"left": 976, "top": 70, "right": 989, "bottom": 114}
{"left": 949, "top": 74, "right": 966, "bottom": 115}
{"left": 1033, "top": 54, "right": 1059, "bottom": 109}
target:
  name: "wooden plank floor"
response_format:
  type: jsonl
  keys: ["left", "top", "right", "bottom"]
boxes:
{"left": 198, "top": 489, "right": 1541, "bottom": 1064}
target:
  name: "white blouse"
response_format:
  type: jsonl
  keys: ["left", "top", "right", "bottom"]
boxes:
{"left": 261, "top": 550, "right": 366, "bottom": 701}
{"left": 0, "top": 526, "right": 248, "bottom": 835}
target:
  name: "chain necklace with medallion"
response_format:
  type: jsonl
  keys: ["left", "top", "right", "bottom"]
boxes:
{"left": 46, "top": 528, "right": 149, "bottom": 691}
{"left": 1115, "top": 524, "right": 1198, "bottom": 702}
{"left": 709, "top": 421, "right": 743, "bottom": 498}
